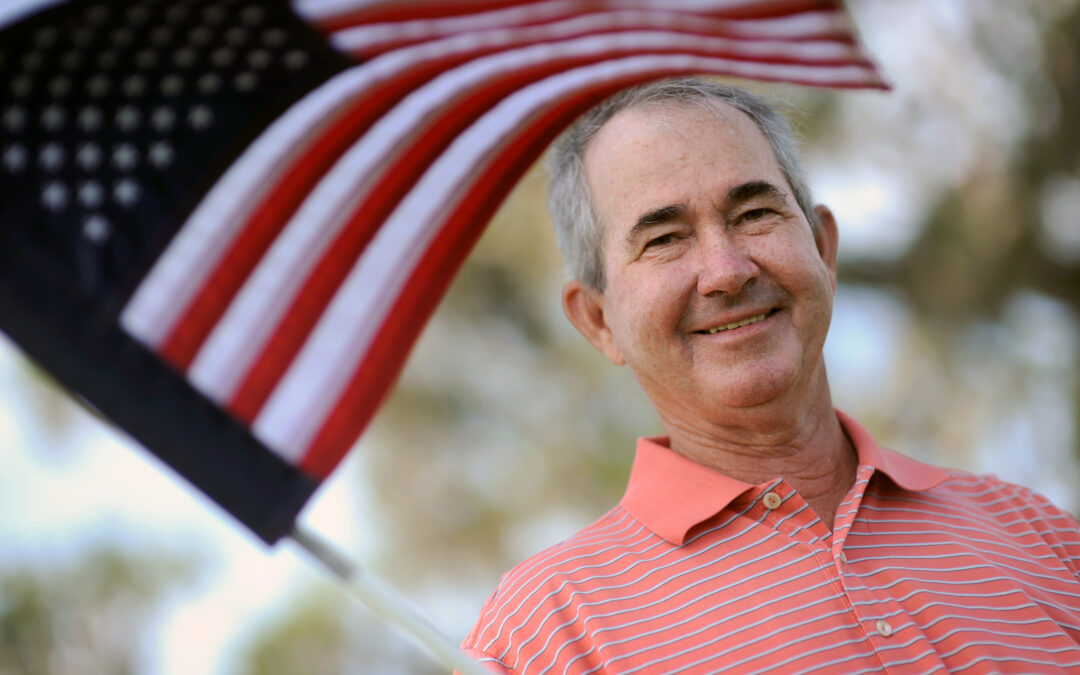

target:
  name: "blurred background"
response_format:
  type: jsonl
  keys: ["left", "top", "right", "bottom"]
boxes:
{"left": 2, "top": 1, "right": 1079, "bottom": 673}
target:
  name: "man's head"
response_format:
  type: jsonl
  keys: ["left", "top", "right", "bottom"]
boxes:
{"left": 547, "top": 78, "right": 821, "bottom": 291}
{"left": 551, "top": 78, "right": 840, "bottom": 426}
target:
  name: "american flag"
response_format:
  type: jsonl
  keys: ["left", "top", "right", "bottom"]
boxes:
{"left": 0, "top": 0, "right": 885, "bottom": 543}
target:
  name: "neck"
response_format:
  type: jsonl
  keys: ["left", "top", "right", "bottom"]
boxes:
{"left": 661, "top": 379, "right": 857, "bottom": 531}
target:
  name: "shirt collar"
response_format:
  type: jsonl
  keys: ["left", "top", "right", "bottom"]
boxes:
{"left": 620, "top": 410, "right": 949, "bottom": 545}
{"left": 835, "top": 409, "right": 948, "bottom": 492}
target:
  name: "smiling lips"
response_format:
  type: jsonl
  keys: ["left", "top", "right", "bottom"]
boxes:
{"left": 699, "top": 310, "right": 772, "bottom": 334}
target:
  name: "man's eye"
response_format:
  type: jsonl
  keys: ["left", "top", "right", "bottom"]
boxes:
{"left": 740, "top": 208, "right": 770, "bottom": 221}
{"left": 645, "top": 233, "right": 677, "bottom": 248}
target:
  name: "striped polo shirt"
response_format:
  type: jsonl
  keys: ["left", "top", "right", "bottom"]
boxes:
{"left": 462, "top": 412, "right": 1080, "bottom": 674}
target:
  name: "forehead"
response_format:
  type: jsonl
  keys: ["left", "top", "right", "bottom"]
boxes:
{"left": 582, "top": 101, "right": 786, "bottom": 233}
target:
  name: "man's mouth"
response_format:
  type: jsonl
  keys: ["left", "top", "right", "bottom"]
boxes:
{"left": 698, "top": 310, "right": 775, "bottom": 334}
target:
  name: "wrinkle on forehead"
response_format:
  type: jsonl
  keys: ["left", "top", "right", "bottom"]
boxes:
{"left": 634, "top": 98, "right": 744, "bottom": 138}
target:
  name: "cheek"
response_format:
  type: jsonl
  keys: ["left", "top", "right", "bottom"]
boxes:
{"left": 607, "top": 274, "right": 683, "bottom": 341}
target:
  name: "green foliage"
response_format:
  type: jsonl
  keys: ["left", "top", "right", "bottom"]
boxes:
{"left": 0, "top": 547, "right": 200, "bottom": 675}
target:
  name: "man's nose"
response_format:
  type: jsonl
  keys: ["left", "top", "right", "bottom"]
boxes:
{"left": 695, "top": 233, "right": 759, "bottom": 297}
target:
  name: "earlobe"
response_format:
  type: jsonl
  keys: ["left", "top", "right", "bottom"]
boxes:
{"left": 812, "top": 204, "right": 839, "bottom": 286}
{"left": 562, "top": 280, "right": 626, "bottom": 366}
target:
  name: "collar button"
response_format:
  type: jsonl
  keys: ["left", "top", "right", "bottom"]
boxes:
{"left": 762, "top": 491, "right": 782, "bottom": 510}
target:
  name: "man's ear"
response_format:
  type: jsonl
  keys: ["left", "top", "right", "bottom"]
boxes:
{"left": 812, "top": 204, "right": 839, "bottom": 289}
{"left": 562, "top": 279, "right": 625, "bottom": 366}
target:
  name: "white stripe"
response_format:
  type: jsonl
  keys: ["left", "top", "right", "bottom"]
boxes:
{"left": 856, "top": 500, "right": 1059, "bottom": 531}
{"left": 786, "top": 636, "right": 927, "bottom": 675}
{"left": 809, "top": 647, "right": 941, "bottom": 675}
{"left": 846, "top": 533, "right": 1062, "bottom": 557}
{"left": 187, "top": 26, "right": 860, "bottom": 405}
{"left": 849, "top": 584, "right": 1079, "bottom": 627}
{"left": 119, "top": 69, "right": 375, "bottom": 348}
{"left": 329, "top": 4, "right": 847, "bottom": 53}
{"left": 252, "top": 52, "right": 878, "bottom": 461}
{"left": 951, "top": 651, "right": 1080, "bottom": 672}
{"left": 330, "top": 1, "right": 591, "bottom": 47}
{"left": 855, "top": 560, "right": 1080, "bottom": 590}
{"left": 290, "top": 0, "right": 382, "bottom": 19}
{"left": 0, "top": 0, "right": 63, "bottom": 30}
{"left": 851, "top": 568, "right": 1080, "bottom": 605}
{"left": 924, "top": 613, "right": 1058, "bottom": 633}
{"left": 659, "top": 617, "right": 876, "bottom": 675}
{"left": 293, "top": 0, "right": 819, "bottom": 25}
{"left": 892, "top": 598, "right": 1045, "bottom": 619}
{"left": 854, "top": 548, "right": 1072, "bottom": 578}
{"left": 330, "top": 10, "right": 859, "bottom": 62}
{"left": 938, "top": 636, "right": 1079, "bottom": 660}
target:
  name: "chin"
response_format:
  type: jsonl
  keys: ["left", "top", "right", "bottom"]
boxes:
{"left": 706, "top": 362, "right": 801, "bottom": 410}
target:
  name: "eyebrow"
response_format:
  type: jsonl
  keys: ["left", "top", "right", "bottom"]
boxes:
{"left": 624, "top": 204, "right": 690, "bottom": 250}
{"left": 628, "top": 204, "right": 689, "bottom": 242}
{"left": 727, "top": 180, "right": 788, "bottom": 206}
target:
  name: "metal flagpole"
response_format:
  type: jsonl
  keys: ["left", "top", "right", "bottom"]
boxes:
{"left": 289, "top": 526, "right": 491, "bottom": 675}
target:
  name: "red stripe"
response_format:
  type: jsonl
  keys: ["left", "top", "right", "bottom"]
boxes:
{"left": 342, "top": 10, "right": 861, "bottom": 61}
{"left": 227, "top": 39, "right": 877, "bottom": 426}
{"left": 316, "top": 0, "right": 843, "bottom": 36}
{"left": 315, "top": 0, "right": 547, "bottom": 33}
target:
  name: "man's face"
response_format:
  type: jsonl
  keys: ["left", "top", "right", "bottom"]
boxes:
{"left": 566, "top": 102, "right": 838, "bottom": 427}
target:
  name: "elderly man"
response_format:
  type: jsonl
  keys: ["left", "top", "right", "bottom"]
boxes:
{"left": 461, "top": 78, "right": 1080, "bottom": 674}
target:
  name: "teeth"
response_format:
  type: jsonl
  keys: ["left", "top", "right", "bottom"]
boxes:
{"left": 706, "top": 312, "right": 767, "bottom": 334}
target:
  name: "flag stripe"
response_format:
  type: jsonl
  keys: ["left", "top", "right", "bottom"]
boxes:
{"left": 300, "top": 0, "right": 845, "bottom": 34}
{"left": 328, "top": 6, "right": 861, "bottom": 59}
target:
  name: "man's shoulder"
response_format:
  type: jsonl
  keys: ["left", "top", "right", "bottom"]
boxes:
{"left": 462, "top": 504, "right": 658, "bottom": 665}
{"left": 894, "top": 463, "right": 1080, "bottom": 548}
{"left": 483, "top": 504, "right": 651, "bottom": 611}
{"left": 929, "top": 464, "right": 1072, "bottom": 513}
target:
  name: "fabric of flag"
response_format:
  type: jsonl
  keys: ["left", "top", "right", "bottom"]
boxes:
{"left": 0, "top": 0, "right": 886, "bottom": 544}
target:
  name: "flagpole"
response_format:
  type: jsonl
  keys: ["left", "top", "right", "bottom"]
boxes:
{"left": 289, "top": 526, "right": 490, "bottom": 675}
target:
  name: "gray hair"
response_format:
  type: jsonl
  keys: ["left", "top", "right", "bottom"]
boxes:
{"left": 546, "top": 77, "right": 819, "bottom": 290}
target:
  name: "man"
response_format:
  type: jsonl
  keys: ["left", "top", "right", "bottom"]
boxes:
{"left": 461, "top": 78, "right": 1080, "bottom": 674}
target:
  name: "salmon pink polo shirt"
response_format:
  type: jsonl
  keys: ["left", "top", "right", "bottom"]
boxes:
{"left": 462, "top": 412, "right": 1080, "bottom": 674}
